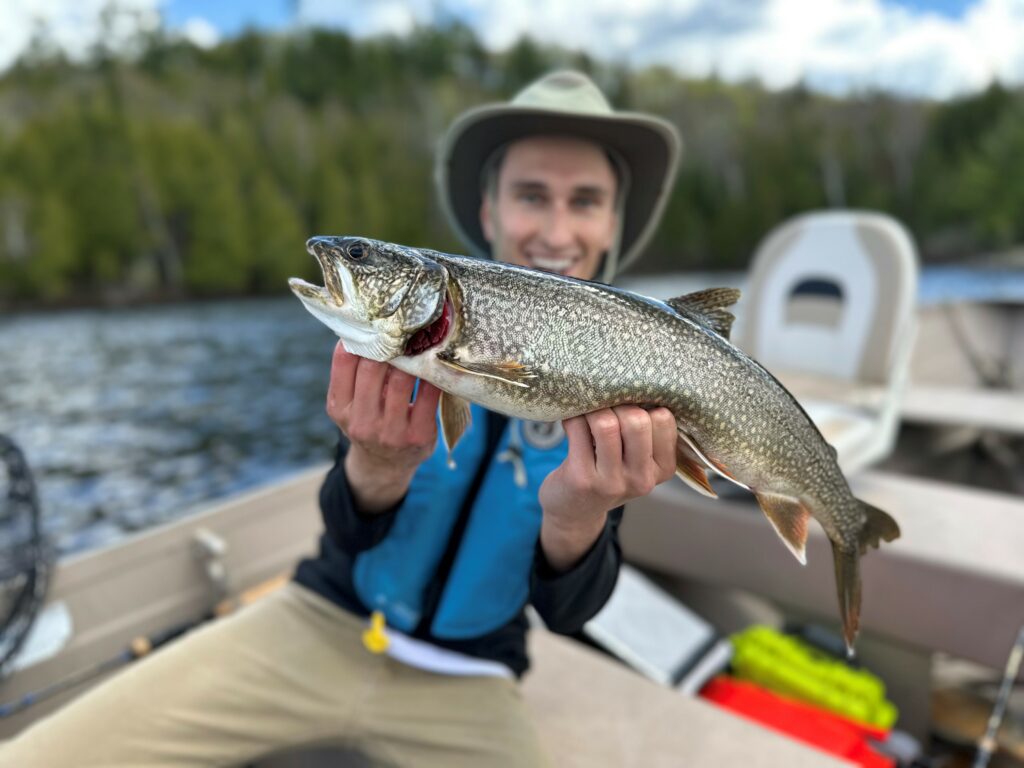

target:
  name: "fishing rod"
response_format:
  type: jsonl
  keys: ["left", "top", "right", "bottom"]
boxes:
{"left": 0, "top": 573, "right": 289, "bottom": 719}
{"left": 972, "top": 624, "right": 1024, "bottom": 768}
{"left": 0, "top": 618, "right": 199, "bottom": 719}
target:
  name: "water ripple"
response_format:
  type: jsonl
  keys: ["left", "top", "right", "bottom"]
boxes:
{"left": 0, "top": 298, "right": 340, "bottom": 558}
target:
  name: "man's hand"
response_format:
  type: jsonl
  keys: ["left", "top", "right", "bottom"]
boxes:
{"left": 326, "top": 342, "right": 442, "bottom": 514}
{"left": 538, "top": 406, "right": 677, "bottom": 572}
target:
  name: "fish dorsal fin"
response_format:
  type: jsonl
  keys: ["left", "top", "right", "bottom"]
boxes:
{"left": 439, "top": 391, "right": 472, "bottom": 468}
{"left": 754, "top": 492, "right": 811, "bottom": 565}
{"left": 666, "top": 288, "right": 741, "bottom": 340}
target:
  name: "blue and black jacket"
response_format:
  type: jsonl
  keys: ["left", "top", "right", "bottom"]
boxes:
{"left": 294, "top": 404, "right": 623, "bottom": 677}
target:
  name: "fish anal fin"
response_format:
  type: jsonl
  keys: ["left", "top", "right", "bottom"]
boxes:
{"left": 666, "top": 288, "right": 741, "bottom": 340}
{"left": 675, "top": 439, "right": 717, "bottom": 498}
{"left": 439, "top": 391, "right": 472, "bottom": 468}
{"left": 436, "top": 350, "right": 537, "bottom": 389}
{"left": 754, "top": 492, "right": 811, "bottom": 566}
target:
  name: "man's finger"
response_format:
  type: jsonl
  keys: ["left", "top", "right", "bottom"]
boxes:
{"left": 562, "top": 416, "right": 595, "bottom": 474}
{"left": 327, "top": 341, "right": 359, "bottom": 410}
{"left": 384, "top": 369, "right": 417, "bottom": 425}
{"left": 650, "top": 408, "right": 678, "bottom": 481}
{"left": 585, "top": 409, "right": 623, "bottom": 478}
{"left": 615, "top": 405, "right": 653, "bottom": 476}
{"left": 352, "top": 358, "right": 389, "bottom": 421}
{"left": 409, "top": 381, "right": 442, "bottom": 437}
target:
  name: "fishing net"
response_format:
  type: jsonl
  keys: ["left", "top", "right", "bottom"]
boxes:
{"left": 0, "top": 435, "right": 52, "bottom": 679}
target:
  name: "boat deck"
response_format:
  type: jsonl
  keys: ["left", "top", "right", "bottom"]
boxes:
{"left": 0, "top": 467, "right": 847, "bottom": 765}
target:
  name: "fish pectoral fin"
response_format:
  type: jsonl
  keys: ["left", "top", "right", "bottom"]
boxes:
{"left": 666, "top": 287, "right": 741, "bottom": 340}
{"left": 439, "top": 391, "right": 472, "bottom": 468}
{"left": 675, "top": 439, "right": 717, "bottom": 498}
{"left": 677, "top": 430, "right": 750, "bottom": 491}
{"left": 436, "top": 351, "right": 537, "bottom": 389}
{"left": 754, "top": 492, "right": 811, "bottom": 565}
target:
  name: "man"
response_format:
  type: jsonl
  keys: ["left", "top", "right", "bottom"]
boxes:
{"left": 2, "top": 70, "right": 682, "bottom": 767}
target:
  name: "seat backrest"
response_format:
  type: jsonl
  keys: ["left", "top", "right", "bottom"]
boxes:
{"left": 735, "top": 211, "right": 918, "bottom": 386}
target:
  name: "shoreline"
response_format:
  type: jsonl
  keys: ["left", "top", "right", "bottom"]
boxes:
{"left": 0, "top": 291, "right": 289, "bottom": 319}
{"left": 3, "top": 261, "right": 1022, "bottom": 318}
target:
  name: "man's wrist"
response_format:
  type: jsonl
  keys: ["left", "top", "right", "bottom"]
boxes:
{"left": 539, "top": 507, "right": 609, "bottom": 573}
{"left": 344, "top": 447, "right": 416, "bottom": 515}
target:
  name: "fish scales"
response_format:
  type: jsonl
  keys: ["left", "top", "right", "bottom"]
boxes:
{"left": 438, "top": 254, "right": 844, "bottom": 515}
{"left": 290, "top": 236, "right": 900, "bottom": 652}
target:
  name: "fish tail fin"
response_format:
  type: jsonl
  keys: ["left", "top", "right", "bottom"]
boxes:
{"left": 831, "top": 500, "right": 901, "bottom": 656}
{"left": 830, "top": 541, "right": 862, "bottom": 657}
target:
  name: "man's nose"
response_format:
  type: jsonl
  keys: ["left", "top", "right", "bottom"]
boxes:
{"left": 541, "top": 205, "right": 574, "bottom": 249}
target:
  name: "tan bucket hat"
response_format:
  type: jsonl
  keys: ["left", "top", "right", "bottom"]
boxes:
{"left": 435, "top": 70, "right": 682, "bottom": 280}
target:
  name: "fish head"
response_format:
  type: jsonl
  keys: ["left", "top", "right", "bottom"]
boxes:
{"left": 289, "top": 236, "right": 449, "bottom": 361}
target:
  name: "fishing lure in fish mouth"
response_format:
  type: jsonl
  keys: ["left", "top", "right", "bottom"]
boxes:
{"left": 290, "top": 235, "right": 900, "bottom": 654}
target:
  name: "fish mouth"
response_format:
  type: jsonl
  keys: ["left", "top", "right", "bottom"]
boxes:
{"left": 306, "top": 238, "right": 347, "bottom": 304}
{"left": 288, "top": 277, "right": 331, "bottom": 304}
{"left": 288, "top": 240, "right": 349, "bottom": 307}
{"left": 404, "top": 293, "right": 452, "bottom": 356}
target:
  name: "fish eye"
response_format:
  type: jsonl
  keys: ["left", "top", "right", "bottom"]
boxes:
{"left": 347, "top": 242, "right": 367, "bottom": 260}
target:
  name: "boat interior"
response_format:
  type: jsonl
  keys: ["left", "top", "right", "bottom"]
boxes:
{"left": 2, "top": 209, "right": 1022, "bottom": 766}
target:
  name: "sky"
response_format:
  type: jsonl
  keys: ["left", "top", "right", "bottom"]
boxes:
{"left": 2, "top": 0, "right": 1023, "bottom": 99}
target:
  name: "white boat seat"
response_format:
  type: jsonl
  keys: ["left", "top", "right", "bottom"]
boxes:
{"left": 734, "top": 210, "right": 920, "bottom": 475}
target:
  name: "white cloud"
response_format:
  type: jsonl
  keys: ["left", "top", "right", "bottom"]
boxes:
{"left": 3, "top": 0, "right": 1024, "bottom": 98}
{"left": 0, "top": 0, "right": 160, "bottom": 71}
{"left": 298, "top": 0, "right": 1024, "bottom": 99}
{"left": 179, "top": 17, "right": 220, "bottom": 50}
{"left": 299, "top": 0, "right": 422, "bottom": 38}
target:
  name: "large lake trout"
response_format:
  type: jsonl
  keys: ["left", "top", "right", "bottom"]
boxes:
{"left": 290, "top": 235, "right": 900, "bottom": 652}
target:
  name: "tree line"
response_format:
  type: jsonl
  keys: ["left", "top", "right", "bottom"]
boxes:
{"left": 1, "top": 23, "right": 1021, "bottom": 306}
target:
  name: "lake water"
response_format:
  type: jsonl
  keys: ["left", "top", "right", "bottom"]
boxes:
{"left": 0, "top": 298, "right": 339, "bottom": 556}
{"left": 1, "top": 265, "right": 1022, "bottom": 558}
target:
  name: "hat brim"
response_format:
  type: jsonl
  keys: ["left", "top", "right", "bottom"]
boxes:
{"left": 436, "top": 104, "right": 682, "bottom": 274}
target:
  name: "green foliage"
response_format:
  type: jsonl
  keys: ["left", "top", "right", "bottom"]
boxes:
{"left": 0, "top": 23, "right": 1020, "bottom": 305}
{"left": 247, "top": 173, "right": 306, "bottom": 291}
{"left": 949, "top": 104, "right": 1024, "bottom": 247}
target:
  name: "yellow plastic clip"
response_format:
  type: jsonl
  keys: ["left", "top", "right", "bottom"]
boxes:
{"left": 362, "top": 610, "right": 390, "bottom": 654}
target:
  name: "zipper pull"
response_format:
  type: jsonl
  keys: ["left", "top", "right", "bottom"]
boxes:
{"left": 362, "top": 610, "right": 390, "bottom": 654}
{"left": 496, "top": 419, "right": 528, "bottom": 489}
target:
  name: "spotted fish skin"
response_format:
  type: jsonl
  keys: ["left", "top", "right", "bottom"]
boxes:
{"left": 289, "top": 236, "right": 900, "bottom": 652}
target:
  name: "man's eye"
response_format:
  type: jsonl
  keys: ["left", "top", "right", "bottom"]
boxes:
{"left": 517, "top": 192, "right": 545, "bottom": 204}
{"left": 573, "top": 197, "right": 599, "bottom": 209}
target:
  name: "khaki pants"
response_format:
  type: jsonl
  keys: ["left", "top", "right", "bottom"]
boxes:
{"left": 1, "top": 583, "right": 550, "bottom": 768}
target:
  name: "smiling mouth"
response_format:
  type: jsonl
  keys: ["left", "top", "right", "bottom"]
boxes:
{"left": 528, "top": 255, "right": 579, "bottom": 275}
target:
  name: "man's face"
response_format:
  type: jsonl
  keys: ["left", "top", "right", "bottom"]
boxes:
{"left": 480, "top": 135, "right": 619, "bottom": 281}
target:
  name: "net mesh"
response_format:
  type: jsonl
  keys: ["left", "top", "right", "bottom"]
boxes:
{"left": 0, "top": 435, "right": 52, "bottom": 678}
